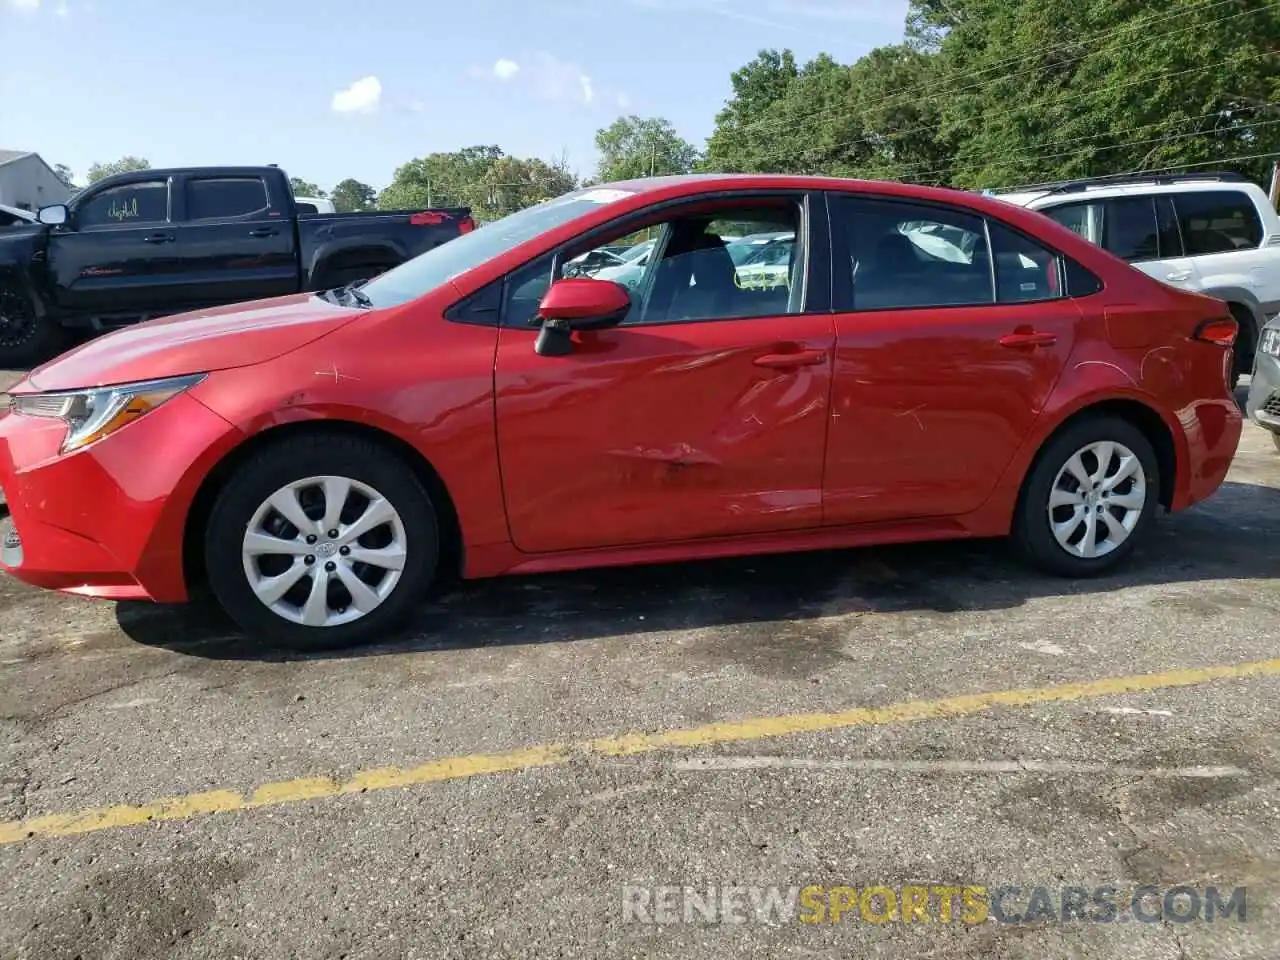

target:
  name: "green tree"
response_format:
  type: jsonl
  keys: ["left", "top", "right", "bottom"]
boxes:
{"left": 377, "top": 146, "right": 577, "bottom": 220}
{"left": 52, "top": 164, "right": 77, "bottom": 190}
{"left": 329, "top": 178, "right": 377, "bottom": 212}
{"left": 289, "top": 177, "right": 326, "bottom": 199}
{"left": 931, "top": 0, "right": 1280, "bottom": 189}
{"left": 593, "top": 116, "right": 699, "bottom": 182}
{"left": 702, "top": 49, "right": 801, "bottom": 171}
{"left": 86, "top": 156, "right": 150, "bottom": 183}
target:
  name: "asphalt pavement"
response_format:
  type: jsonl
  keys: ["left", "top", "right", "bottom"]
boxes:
{"left": 0, "top": 375, "right": 1278, "bottom": 959}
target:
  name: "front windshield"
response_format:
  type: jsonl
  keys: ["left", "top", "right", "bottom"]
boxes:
{"left": 359, "top": 188, "right": 635, "bottom": 309}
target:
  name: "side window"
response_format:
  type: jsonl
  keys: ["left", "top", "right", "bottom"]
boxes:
{"left": 987, "top": 221, "right": 1064, "bottom": 303}
{"left": 1042, "top": 202, "right": 1103, "bottom": 245}
{"left": 836, "top": 197, "right": 992, "bottom": 310}
{"left": 1100, "top": 197, "right": 1159, "bottom": 262}
{"left": 1155, "top": 197, "right": 1184, "bottom": 258}
{"left": 76, "top": 180, "right": 169, "bottom": 228}
{"left": 501, "top": 202, "right": 802, "bottom": 327}
{"left": 1175, "top": 190, "right": 1263, "bottom": 255}
{"left": 185, "top": 177, "right": 271, "bottom": 221}
{"left": 295, "top": 202, "right": 318, "bottom": 215}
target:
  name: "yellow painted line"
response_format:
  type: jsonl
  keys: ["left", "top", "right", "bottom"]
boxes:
{"left": 2, "top": 657, "right": 1278, "bottom": 847}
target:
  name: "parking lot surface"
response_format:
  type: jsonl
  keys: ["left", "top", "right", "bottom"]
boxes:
{"left": 1, "top": 372, "right": 1278, "bottom": 959}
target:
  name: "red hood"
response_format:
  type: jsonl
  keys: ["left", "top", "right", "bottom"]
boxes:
{"left": 22, "top": 293, "right": 363, "bottom": 392}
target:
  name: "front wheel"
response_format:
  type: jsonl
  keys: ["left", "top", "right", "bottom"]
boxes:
{"left": 1271, "top": 431, "right": 1280, "bottom": 455}
{"left": 0, "top": 282, "right": 66, "bottom": 369}
{"left": 204, "top": 433, "right": 439, "bottom": 649}
{"left": 1013, "top": 416, "right": 1160, "bottom": 577}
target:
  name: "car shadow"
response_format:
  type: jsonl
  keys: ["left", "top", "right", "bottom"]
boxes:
{"left": 116, "top": 474, "right": 1280, "bottom": 662}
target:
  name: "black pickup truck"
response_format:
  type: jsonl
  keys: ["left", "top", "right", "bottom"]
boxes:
{"left": 0, "top": 165, "right": 473, "bottom": 366}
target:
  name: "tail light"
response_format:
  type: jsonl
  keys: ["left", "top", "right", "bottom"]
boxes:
{"left": 458, "top": 215, "right": 475, "bottom": 234}
{"left": 1192, "top": 316, "right": 1238, "bottom": 346}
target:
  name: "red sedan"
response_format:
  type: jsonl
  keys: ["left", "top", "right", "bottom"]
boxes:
{"left": 0, "top": 175, "right": 1243, "bottom": 648}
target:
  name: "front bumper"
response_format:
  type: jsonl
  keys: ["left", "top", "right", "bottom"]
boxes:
{"left": 0, "top": 391, "right": 242, "bottom": 602}
{"left": 1246, "top": 328, "right": 1280, "bottom": 434}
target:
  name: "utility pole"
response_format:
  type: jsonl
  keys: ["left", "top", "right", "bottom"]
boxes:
{"left": 1269, "top": 158, "right": 1279, "bottom": 210}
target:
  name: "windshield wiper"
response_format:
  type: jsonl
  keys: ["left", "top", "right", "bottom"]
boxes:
{"left": 338, "top": 282, "right": 373, "bottom": 309}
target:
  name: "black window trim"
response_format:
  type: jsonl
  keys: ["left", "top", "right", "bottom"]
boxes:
{"left": 1155, "top": 195, "right": 1185, "bottom": 260}
{"left": 182, "top": 175, "right": 273, "bottom": 224}
{"left": 446, "top": 188, "right": 833, "bottom": 329}
{"left": 73, "top": 176, "right": 173, "bottom": 230}
{"left": 827, "top": 190, "right": 1073, "bottom": 313}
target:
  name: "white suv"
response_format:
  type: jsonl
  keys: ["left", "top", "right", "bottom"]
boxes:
{"left": 994, "top": 173, "right": 1280, "bottom": 385}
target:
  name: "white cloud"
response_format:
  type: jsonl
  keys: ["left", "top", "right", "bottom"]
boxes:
{"left": 528, "top": 51, "right": 597, "bottom": 106}
{"left": 54, "top": 1, "right": 68, "bottom": 16}
{"left": 331, "top": 76, "right": 382, "bottom": 115}
{"left": 7, "top": 0, "right": 42, "bottom": 11}
{"left": 492, "top": 58, "right": 520, "bottom": 80}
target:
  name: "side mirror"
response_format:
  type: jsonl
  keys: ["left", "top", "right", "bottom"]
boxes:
{"left": 533, "top": 278, "right": 631, "bottom": 357}
{"left": 37, "top": 204, "right": 68, "bottom": 226}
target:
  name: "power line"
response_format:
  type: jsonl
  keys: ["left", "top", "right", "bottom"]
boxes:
{"left": 721, "top": 48, "right": 1277, "bottom": 174}
{"left": 719, "top": 0, "right": 1276, "bottom": 145}
{"left": 901, "top": 113, "right": 1280, "bottom": 187}
{"left": 992, "top": 151, "right": 1280, "bottom": 193}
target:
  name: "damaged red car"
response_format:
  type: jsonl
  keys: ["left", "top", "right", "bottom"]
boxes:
{"left": 0, "top": 175, "right": 1243, "bottom": 648}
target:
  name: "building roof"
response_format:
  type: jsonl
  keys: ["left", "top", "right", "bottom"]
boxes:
{"left": 0, "top": 150, "right": 35, "bottom": 167}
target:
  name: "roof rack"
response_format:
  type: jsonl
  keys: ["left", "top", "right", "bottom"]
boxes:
{"left": 1035, "top": 170, "right": 1251, "bottom": 197}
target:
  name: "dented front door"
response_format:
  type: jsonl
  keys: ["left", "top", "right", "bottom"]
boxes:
{"left": 493, "top": 314, "right": 836, "bottom": 554}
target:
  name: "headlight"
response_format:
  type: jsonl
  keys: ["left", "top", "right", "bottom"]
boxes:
{"left": 1261, "top": 326, "right": 1280, "bottom": 358}
{"left": 9, "top": 373, "right": 206, "bottom": 453}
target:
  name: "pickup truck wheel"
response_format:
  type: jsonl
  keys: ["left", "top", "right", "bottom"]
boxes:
{"left": 203, "top": 433, "right": 439, "bottom": 650}
{"left": 0, "top": 283, "right": 65, "bottom": 369}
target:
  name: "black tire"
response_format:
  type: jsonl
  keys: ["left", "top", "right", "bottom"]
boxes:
{"left": 1271, "top": 431, "right": 1280, "bottom": 455}
{"left": 1012, "top": 415, "right": 1160, "bottom": 577}
{"left": 0, "top": 282, "right": 67, "bottom": 369}
{"left": 203, "top": 432, "right": 438, "bottom": 650}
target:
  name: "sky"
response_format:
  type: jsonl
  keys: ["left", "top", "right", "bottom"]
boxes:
{"left": 0, "top": 0, "right": 908, "bottom": 193}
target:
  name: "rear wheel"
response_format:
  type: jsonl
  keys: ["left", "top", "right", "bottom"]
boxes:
{"left": 0, "top": 282, "right": 66, "bottom": 369}
{"left": 204, "top": 433, "right": 438, "bottom": 649}
{"left": 1272, "top": 431, "right": 1280, "bottom": 455}
{"left": 1013, "top": 416, "right": 1159, "bottom": 577}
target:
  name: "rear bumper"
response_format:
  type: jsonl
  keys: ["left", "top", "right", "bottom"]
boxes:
{"left": 1171, "top": 395, "right": 1243, "bottom": 511}
{"left": 1246, "top": 342, "right": 1280, "bottom": 434}
{"left": 0, "top": 391, "right": 242, "bottom": 603}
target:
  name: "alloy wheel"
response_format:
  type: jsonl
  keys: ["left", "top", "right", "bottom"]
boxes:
{"left": 0, "top": 287, "right": 36, "bottom": 348}
{"left": 241, "top": 475, "right": 408, "bottom": 627}
{"left": 1046, "top": 440, "right": 1147, "bottom": 560}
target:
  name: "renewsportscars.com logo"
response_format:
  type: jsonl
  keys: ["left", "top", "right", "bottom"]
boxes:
{"left": 621, "top": 884, "right": 1248, "bottom": 926}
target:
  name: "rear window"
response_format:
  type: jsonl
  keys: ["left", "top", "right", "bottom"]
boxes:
{"left": 186, "top": 177, "right": 271, "bottom": 221}
{"left": 1174, "top": 190, "right": 1263, "bottom": 255}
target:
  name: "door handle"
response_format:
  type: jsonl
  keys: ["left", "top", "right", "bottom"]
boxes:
{"left": 998, "top": 331, "right": 1057, "bottom": 348}
{"left": 753, "top": 349, "right": 827, "bottom": 369}
{"left": 1166, "top": 270, "right": 1193, "bottom": 281}
{"left": 248, "top": 228, "right": 278, "bottom": 238}
{"left": 142, "top": 233, "right": 174, "bottom": 244}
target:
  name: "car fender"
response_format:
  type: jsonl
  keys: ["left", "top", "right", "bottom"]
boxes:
{"left": 306, "top": 238, "right": 407, "bottom": 287}
{"left": 1196, "top": 284, "right": 1267, "bottom": 337}
{"left": 972, "top": 374, "right": 1189, "bottom": 531}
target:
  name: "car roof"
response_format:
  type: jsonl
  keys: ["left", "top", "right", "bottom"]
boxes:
{"left": 994, "top": 177, "right": 1262, "bottom": 209}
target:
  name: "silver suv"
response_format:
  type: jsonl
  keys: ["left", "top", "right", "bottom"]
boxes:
{"left": 994, "top": 172, "right": 1280, "bottom": 391}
